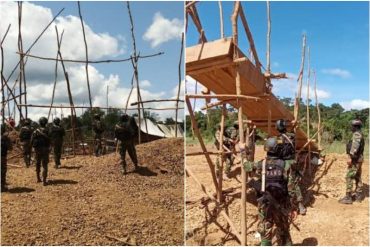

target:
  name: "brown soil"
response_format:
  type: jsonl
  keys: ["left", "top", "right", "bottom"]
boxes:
{"left": 1, "top": 138, "right": 184, "bottom": 246}
{"left": 185, "top": 144, "right": 369, "bottom": 246}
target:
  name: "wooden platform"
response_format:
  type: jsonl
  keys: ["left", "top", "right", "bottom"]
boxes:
{"left": 186, "top": 38, "right": 316, "bottom": 150}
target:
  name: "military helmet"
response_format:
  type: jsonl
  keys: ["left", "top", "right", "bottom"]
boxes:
{"left": 276, "top": 119, "right": 287, "bottom": 133}
{"left": 94, "top": 114, "right": 100, "bottom": 120}
{"left": 120, "top": 113, "right": 129, "bottom": 122}
{"left": 351, "top": 119, "right": 362, "bottom": 127}
{"left": 53, "top": 117, "right": 61, "bottom": 125}
{"left": 264, "top": 137, "right": 278, "bottom": 153}
{"left": 39, "top": 117, "right": 48, "bottom": 126}
{"left": 24, "top": 118, "right": 31, "bottom": 126}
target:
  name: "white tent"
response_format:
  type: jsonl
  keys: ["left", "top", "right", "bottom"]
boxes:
{"left": 158, "top": 124, "right": 183, "bottom": 138}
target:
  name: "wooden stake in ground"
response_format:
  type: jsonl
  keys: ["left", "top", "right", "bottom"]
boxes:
{"left": 217, "top": 103, "right": 227, "bottom": 203}
{"left": 313, "top": 70, "right": 322, "bottom": 150}
{"left": 175, "top": 32, "right": 184, "bottom": 137}
{"left": 231, "top": 2, "right": 247, "bottom": 245}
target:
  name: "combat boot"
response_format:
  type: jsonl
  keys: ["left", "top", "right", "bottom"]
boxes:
{"left": 36, "top": 173, "right": 42, "bottom": 183}
{"left": 355, "top": 192, "right": 364, "bottom": 202}
{"left": 338, "top": 192, "right": 353, "bottom": 204}
{"left": 298, "top": 202, "right": 306, "bottom": 215}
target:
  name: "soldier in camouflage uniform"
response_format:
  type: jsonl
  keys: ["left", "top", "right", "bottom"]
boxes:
{"left": 31, "top": 117, "right": 51, "bottom": 186}
{"left": 339, "top": 119, "right": 365, "bottom": 204}
{"left": 214, "top": 124, "right": 234, "bottom": 178}
{"left": 49, "top": 117, "right": 65, "bottom": 169}
{"left": 223, "top": 123, "right": 239, "bottom": 176}
{"left": 114, "top": 114, "right": 138, "bottom": 174}
{"left": 19, "top": 118, "right": 33, "bottom": 168}
{"left": 92, "top": 114, "right": 104, "bottom": 157}
{"left": 244, "top": 135, "right": 293, "bottom": 246}
{"left": 1, "top": 124, "right": 13, "bottom": 192}
{"left": 275, "top": 119, "right": 306, "bottom": 215}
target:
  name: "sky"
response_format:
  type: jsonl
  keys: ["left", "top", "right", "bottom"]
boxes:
{"left": 186, "top": 1, "right": 369, "bottom": 111}
{"left": 0, "top": 1, "right": 184, "bottom": 122}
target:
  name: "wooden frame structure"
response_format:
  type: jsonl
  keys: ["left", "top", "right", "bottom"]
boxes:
{"left": 185, "top": 1, "right": 321, "bottom": 245}
{"left": 1, "top": 1, "right": 184, "bottom": 155}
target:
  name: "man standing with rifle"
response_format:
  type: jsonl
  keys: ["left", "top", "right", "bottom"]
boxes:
{"left": 339, "top": 119, "right": 365, "bottom": 204}
{"left": 31, "top": 117, "right": 51, "bottom": 186}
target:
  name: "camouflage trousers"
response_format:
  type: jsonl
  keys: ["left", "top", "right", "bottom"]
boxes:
{"left": 215, "top": 154, "right": 234, "bottom": 175}
{"left": 53, "top": 141, "right": 63, "bottom": 167}
{"left": 1, "top": 156, "right": 7, "bottom": 189}
{"left": 285, "top": 160, "right": 303, "bottom": 203}
{"left": 346, "top": 161, "right": 363, "bottom": 194}
{"left": 35, "top": 147, "right": 49, "bottom": 182}
{"left": 94, "top": 136, "right": 103, "bottom": 157}
{"left": 257, "top": 197, "right": 292, "bottom": 246}
{"left": 22, "top": 141, "right": 32, "bottom": 167}
{"left": 120, "top": 140, "right": 138, "bottom": 172}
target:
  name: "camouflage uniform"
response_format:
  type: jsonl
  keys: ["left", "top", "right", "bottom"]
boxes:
{"left": 223, "top": 125, "right": 238, "bottom": 175}
{"left": 278, "top": 132, "right": 305, "bottom": 215}
{"left": 49, "top": 118, "right": 65, "bottom": 168}
{"left": 245, "top": 136, "right": 293, "bottom": 246}
{"left": 214, "top": 127, "right": 234, "bottom": 176}
{"left": 339, "top": 121, "right": 365, "bottom": 204}
{"left": 1, "top": 125, "right": 13, "bottom": 192}
{"left": 114, "top": 114, "right": 138, "bottom": 174}
{"left": 19, "top": 119, "right": 33, "bottom": 167}
{"left": 92, "top": 116, "right": 104, "bottom": 157}
{"left": 31, "top": 118, "right": 51, "bottom": 186}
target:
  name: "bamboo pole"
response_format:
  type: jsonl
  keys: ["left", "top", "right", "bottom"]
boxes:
{"left": 313, "top": 70, "right": 321, "bottom": 150}
{"left": 186, "top": 167, "right": 242, "bottom": 243}
{"left": 185, "top": 97, "right": 219, "bottom": 193}
{"left": 175, "top": 32, "right": 184, "bottom": 137}
{"left": 17, "top": 2, "right": 25, "bottom": 120}
{"left": 232, "top": 2, "right": 247, "bottom": 245}
{"left": 1, "top": 24, "right": 11, "bottom": 46}
{"left": 77, "top": 1, "right": 93, "bottom": 109}
{"left": 48, "top": 30, "right": 64, "bottom": 121}
{"left": 218, "top": 1, "right": 225, "bottom": 39}
{"left": 1, "top": 40, "right": 4, "bottom": 125}
{"left": 306, "top": 47, "right": 311, "bottom": 176}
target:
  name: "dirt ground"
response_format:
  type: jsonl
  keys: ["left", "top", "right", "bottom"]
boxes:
{"left": 1, "top": 138, "right": 184, "bottom": 246}
{"left": 185, "top": 143, "right": 369, "bottom": 246}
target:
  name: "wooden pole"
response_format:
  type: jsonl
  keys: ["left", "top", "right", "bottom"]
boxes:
{"left": 125, "top": 73, "right": 135, "bottom": 113}
{"left": 217, "top": 103, "right": 226, "bottom": 203}
{"left": 1, "top": 40, "right": 4, "bottom": 125}
{"left": 266, "top": 1, "right": 271, "bottom": 74}
{"left": 6, "top": 8, "right": 65, "bottom": 83}
{"left": 186, "top": 167, "right": 242, "bottom": 243}
{"left": 55, "top": 26, "right": 76, "bottom": 156}
{"left": 18, "top": 104, "right": 182, "bottom": 111}
{"left": 77, "top": 1, "right": 93, "bottom": 109}
{"left": 48, "top": 30, "right": 64, "bottom": 121}
{"left": 218, "top": 1, "right": 225, "bottom": 39}
{"left": 306, "top": 47, "right": 311, "bottom": 176}
{"left": 239, "top": 4, "right": 261, "bottom": 73}
{"left": 185, "top": 96, "right": 219, "bottom": 193}
{"left": 313, "top": 70, "right": 321, "bottom": 150}
{"left": 294, "top": 35, "right": 306, "bottom": 125}
{"left": 175, "top": 32, "right": 184, "bottom": 138}
{"left": 232, "top": 2, "right": 247, "bottom": 245}
{"left": 17, "top": 2, "right": 26, "bottom": 120}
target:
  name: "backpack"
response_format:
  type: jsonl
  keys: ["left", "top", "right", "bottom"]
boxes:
{"left": 265, "top": 159, "right": 288, "bottom": 200}
{"left": 20, "top": 126, "right": 32, "bottom": 141}
{"left": 32, "top": 128, "right": 50, "bottom": 148}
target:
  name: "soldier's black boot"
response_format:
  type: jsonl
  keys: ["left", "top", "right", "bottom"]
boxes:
{"left": 298, "top": 202, "right": 306, "bottom": 215}
{"left": 339, "top": 192, "right": 353, "bottom": 204}
{"left": 36, "top": 173, "right": 41, "bottom": 183}
{"left": 42, "top": 170, "right": 48, "bottom": 186}
{"left": 355, "top": 192, "right": 364, "bottom": 202}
